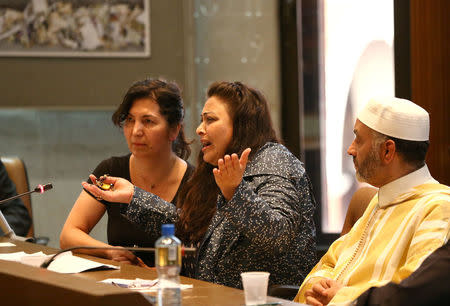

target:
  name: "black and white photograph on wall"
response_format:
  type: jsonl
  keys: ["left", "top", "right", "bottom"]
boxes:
{"left": 0, "top": 0, "right": 150, "bottom": 57}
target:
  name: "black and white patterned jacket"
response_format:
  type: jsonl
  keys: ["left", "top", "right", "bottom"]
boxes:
{"left": 122, "top": 142, "right": 317, "bottom": 288}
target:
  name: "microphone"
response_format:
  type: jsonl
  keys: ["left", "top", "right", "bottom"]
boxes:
{"left": 40, "top": 245, "right": 197, "bottom": 269}
{"left": 0, "top": 183, "right": 53, "bottom": 206}
{"left": 0, "top": 183, "right": 53, "bottom": 241}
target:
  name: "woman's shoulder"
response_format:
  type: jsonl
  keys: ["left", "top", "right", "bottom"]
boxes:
{"left": 92, "top": 154, "right": 131, "bottom": 178}
{"left": 95, "top": 154, "right": 130, "bottom": 168}
{"left": 245, "top": 142, "right": 305, "bottom": 178}
{"left": 180, "top": 160, "right": 195, "bottom": 184}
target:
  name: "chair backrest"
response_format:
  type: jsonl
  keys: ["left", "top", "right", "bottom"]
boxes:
{"left": 341, "top": 186, "right": 378, "bottom": 236}
{"left": 0, "top": 156, "right": 34, "bottom": 237}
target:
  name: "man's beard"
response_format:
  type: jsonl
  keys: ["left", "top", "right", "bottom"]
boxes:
{"left": 354, "top": 150, "right": 380, "bottom": 183}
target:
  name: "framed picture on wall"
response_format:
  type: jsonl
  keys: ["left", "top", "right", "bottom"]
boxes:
{"left": 0, "top": 0, "right": 150, "bottom": 57}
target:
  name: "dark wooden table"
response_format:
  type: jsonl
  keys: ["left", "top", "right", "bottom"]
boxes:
{"left": 0, "top": 237, "right": 302, "bottom": 305}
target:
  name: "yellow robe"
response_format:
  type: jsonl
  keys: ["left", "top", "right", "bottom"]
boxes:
{"left": 295, "top": 183, "right": 450, "bottom": 304}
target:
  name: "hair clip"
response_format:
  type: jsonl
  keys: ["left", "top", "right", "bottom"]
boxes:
{"left": 231, "top": 82, "right": 243, "bottom": 98}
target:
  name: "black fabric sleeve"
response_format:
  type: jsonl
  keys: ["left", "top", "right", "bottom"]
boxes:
{"left": 221, "top": 172, "right": 312, "bottom": 254}
{"left": 0, "top": 161, "right": 31, "bottom": 236}
{"left": 355, "top": 240, "right": 450, "bottom": 306}
{"left": 86, "top": 158, "right": 117, "bottom": 184}
{"left": 83, "top": 156, "right": 129, "bottom": 205}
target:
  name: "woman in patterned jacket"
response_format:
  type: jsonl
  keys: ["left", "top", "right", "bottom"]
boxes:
{"left": 83, "top": 81, "right": 317, "bottom": 289}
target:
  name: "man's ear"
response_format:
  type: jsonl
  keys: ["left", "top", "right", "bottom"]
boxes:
{"left": 381, "top": 139, "right": 396, "bottom": 164}
{"left": 169, "top": 123, "right": 181, "bottom": 142}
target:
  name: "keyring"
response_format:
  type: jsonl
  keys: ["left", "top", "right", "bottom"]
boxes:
{"left": 95, "top": 174, "right": 114, "bottom": 191}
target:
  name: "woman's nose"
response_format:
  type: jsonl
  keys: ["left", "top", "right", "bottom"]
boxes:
{"left": 132, "top": 121, "right": 143, "bottom": 135}
{"left": 196, "top": 122, "right": 205, "bottom": 135}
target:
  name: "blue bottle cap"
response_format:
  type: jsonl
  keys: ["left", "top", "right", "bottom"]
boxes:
{"left": 161, "top": 223, "right": 175, "bottom": 236}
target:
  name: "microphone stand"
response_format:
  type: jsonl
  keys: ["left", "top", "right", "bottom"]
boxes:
{"left": 0, "top": 210, "right": 27, "bottom": 241}
{"left": 0, "top": 183, "right": 53, "bottom": 242}
{"left": 0, "top": 210, "right": 31, "bottom": 241}
{"left": 0, "top": 183, "right": 53, "bottom": 206}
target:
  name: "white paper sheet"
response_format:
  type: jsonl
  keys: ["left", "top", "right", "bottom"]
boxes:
{"left": 101, "top": 278, "right": 193, "bottom": 292}
{"left": 0, "top": 251, "right": 118, "bottom": 273}
{"left": 0, "top": 251, "right": 28, "bottom": 260}
{"left": 47, "top": 251, "right": 118, "bottom": 273}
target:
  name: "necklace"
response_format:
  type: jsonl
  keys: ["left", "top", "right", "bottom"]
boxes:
{"left": 133, "top": 156, "right": 178, "bottom": 192}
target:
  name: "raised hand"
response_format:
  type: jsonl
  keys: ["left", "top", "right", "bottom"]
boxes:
{"left": 213, "top": 148, "right": 251, "bottom": 201}
{"left": 82, "top": 174, "right": 134, "bottom": 204}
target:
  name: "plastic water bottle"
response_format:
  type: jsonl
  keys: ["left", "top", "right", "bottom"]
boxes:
{"left": 155, "top": 223, "right": 182, "bottom": 306}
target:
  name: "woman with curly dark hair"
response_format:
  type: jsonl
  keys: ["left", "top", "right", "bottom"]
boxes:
{"left": 61, "top": 78, "right": 193, "bottom": 266}
{"left": 83, "top": 81, "right": 317, "bottom": 288}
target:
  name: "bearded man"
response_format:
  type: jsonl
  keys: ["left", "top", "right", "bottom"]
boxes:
{"left": 294, "top": 97, "right": 450, "bottom": 306}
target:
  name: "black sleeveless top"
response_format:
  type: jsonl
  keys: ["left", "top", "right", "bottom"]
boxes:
{"left": 85, "top": 154, "right": 194, "bottom": 266}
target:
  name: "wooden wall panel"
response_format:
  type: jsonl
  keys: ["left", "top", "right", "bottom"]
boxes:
{"left": 410, "top": 0, "right": 450, "bottom": 184}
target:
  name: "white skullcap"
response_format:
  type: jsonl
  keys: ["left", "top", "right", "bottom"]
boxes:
{"left": 357, "top": 97, "right": 429, "bottom": 141}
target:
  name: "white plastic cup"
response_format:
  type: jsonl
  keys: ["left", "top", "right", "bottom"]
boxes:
{"left": 241, "top": 271, "right": 270, "bottom": 305}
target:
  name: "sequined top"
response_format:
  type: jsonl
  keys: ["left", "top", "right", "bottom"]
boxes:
{"left": 122, "top": 142, "right": 317, "bottom": 288}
